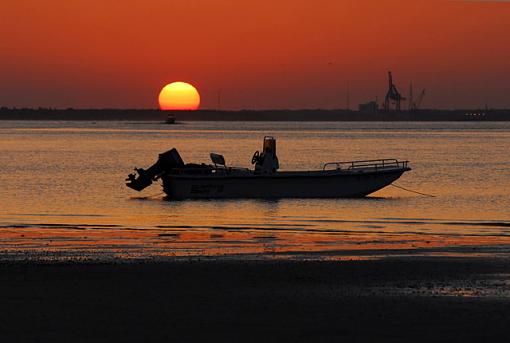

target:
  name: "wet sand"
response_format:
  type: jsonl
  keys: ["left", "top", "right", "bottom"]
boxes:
{"left": 1, "top": 257, "right": 510, "bottom": 342}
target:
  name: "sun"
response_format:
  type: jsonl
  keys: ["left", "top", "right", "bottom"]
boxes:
{"left": 158, "top": 82, "right": 200, "bottom": 110}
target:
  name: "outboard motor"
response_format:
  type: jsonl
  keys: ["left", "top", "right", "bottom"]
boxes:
{"left": 126, "top": 148, "right": 185, "bottom": 191}
{"left": 252, "top": 136, "right": 279, "bottom": 174}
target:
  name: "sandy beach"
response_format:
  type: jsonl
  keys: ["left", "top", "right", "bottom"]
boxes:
{"left": 1, "top": 257, "right": 509, "bottom": 342}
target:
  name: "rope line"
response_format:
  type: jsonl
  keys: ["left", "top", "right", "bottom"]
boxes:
{"left": 390, "top": 183, "right": 436, "bottom": 197}
{"left": 146, "top": 192, "right": 165, "bottom": 199}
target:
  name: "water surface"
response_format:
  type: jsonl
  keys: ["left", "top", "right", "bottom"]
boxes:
{"left": 1, "top": 121, "right": 509, "bottom": 261}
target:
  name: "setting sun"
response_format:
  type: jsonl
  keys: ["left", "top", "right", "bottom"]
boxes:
{"left": 158, "top": 82, "right": 200, "bottom": 110}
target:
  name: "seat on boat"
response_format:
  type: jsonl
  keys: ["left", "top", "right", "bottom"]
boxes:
{"left": 210, "top": 153, "right": 226, "bottom": 168}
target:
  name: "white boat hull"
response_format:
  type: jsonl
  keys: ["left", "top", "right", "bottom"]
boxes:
{"left": 161, "top": 169, "right": 407, "bottom": 199}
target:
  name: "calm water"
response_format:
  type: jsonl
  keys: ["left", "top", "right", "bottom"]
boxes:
{"left": 1, "top": 120, "right": 509, "bottom": 261}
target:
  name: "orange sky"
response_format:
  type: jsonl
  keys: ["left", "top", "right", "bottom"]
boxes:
{"left": 1, "top": 0, "right": 509, "bottom": 109}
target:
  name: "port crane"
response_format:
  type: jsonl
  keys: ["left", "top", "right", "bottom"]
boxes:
{"left": 409, "top": 84, "right": 426, "bottom": 111}
{"left": 383, "top": 71, "right": 405, "bottom": 112}
{"left": 412, "top": 89, "right": 426, "bottom": 110}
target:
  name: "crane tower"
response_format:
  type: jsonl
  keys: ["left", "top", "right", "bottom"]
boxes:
{"left": 383, "top": 71, "right": 405, "bottom": 112}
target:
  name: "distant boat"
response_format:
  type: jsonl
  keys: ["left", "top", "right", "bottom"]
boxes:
{"left": 126, "top": 137, "right": 411, "bottom": 199}
{"left": 164, "top": 114, "right": 176, "bottom": 124}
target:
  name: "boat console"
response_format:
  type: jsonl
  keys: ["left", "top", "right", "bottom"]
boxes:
{"left": 252, "top": 136, "right": 279, "bottom": 174}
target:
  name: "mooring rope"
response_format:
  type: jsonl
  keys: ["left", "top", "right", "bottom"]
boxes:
{"left": 390, "top": 183, "right": 436, "bottom": 198}
{"left": 146, "top": 192, "right": 165, "bottom": 199}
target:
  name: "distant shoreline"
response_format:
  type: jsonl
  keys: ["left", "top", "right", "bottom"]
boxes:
{"left": 1, "top": 108, "right": 510, "bottom": 121}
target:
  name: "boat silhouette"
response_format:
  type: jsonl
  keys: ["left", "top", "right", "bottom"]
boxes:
{"left": 126, "top": 137, "right": 411, "bottom": 199}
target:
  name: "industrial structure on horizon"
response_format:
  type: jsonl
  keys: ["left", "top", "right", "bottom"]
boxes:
{"left": 1, "top": 70, "right": 506, "bottom": 121}
{"left": 358, "top": 71, "right": 426, "bottom": 114}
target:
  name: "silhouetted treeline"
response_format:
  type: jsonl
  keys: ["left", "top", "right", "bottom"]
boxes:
{"left": 1, "top": 107, "right": 510, "bottom": 121}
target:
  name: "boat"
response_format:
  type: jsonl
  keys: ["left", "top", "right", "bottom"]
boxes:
{"left": 126, "top": 137, "right": 411, "bottom": 199}
{"left": 164, "top": 114, "right": 176, "bottom": 124}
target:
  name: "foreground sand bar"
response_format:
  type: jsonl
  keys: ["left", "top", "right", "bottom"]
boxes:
{"left": 1, "top": 257, "right": 509, "bottom": 342}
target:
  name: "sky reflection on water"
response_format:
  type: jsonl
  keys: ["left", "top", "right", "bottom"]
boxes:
{"left": 1, "top": 121, "right": 509, "bottom": 261}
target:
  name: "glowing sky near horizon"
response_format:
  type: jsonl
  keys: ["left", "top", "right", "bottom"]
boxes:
{"left": 0, "top": 0, "right": 509, "bottom": 109}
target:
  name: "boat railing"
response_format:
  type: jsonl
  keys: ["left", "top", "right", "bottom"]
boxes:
{"left": 323, "top": 159, "right": 409, "bottom": 171}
